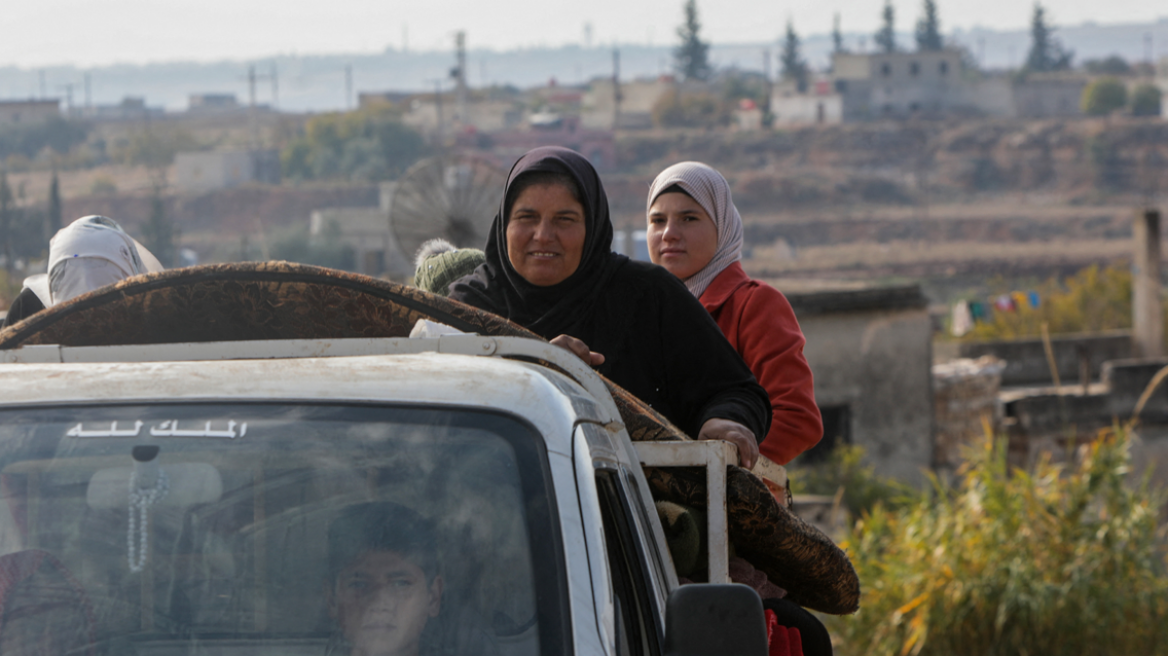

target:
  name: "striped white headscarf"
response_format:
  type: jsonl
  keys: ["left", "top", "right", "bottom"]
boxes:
{"left": 647, "top": 161, "right": 743, "bottom": 299}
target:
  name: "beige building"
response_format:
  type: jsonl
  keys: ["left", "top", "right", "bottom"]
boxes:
{"left": 0, "top": 99, "right": 60, "bottom": 127}
{"left": 174, "top": 150, "right": 279, "bottom": 193}
{"left": 582, "top": 77, "right": 676, "bottom": 130}
{"left": 832, "top": 49, "right": 966, "bottom": 118}
{"left": 1012, "top": 74, "right": 1086, "bottom": 118}
{"left": 402, "top": 97, "right": 523, "bottom": 136}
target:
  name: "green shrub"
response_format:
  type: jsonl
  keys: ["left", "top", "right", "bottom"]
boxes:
{"left": 828, "top": 429, "right": 1168, "bottom": 656}
{"left": 268, "top": 219, "right": 355, "bottom": 271}
{"left": 1131, "top": 84, "right": 1163, "bottom": 117}
{"left": 1081, "top": 77, "right": 1128, "bottom": 116}
{"left": 963, "top": 264, "right": 1132, "bottom": 341}
{"left": 788, "top": 445, "right": 914, "bottom": 517}
{"left": 650, "top": 89, "right": 727, "bottom": 128}
{"left": 281, "top": 106, "right": 429, "bottom": 182}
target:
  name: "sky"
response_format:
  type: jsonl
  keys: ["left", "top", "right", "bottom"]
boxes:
{"left": 3, "top": 0, "right": 1167, "bottom": 68}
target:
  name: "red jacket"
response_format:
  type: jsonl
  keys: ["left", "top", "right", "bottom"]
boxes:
{"left": 700, "top": 262, "right": 823, "bottom": 464}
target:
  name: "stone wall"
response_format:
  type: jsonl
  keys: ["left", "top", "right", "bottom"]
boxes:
{"left": 789, "top": 284, "right": 934, "bottom": 484}
{"left": 957, "top": 331, "right": 1132, "bottom": 387}
{"left": 932, "top": 357, "right": 1005, "bottom": 471}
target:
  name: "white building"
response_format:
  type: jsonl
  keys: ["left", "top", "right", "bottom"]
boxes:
{"left": 771, "top": 80, "right": 843, "bottom": 126}
{"left": 174, "top": 150, "right": 279, "bottom": 193}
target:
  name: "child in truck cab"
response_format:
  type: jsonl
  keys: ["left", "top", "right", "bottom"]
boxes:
{"left": 325, "top": 503, "right": 444, "bottom": 656}
{"left": 449, "top": 147, "right": 771, "bottom": 469}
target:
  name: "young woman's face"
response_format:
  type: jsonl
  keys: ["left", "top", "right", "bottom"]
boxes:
{"left": 647, "top": 192, "right": 718, "bottom": 282}
{"left": 506, "top": 183, "right": 587, "bottom": 287}
{"left": 328, "top": 550, "right": 442, "bottom": 656}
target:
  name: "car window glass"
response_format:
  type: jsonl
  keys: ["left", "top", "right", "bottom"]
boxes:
{"left": 0, "top": 404, "right": 564, "bottom": 656}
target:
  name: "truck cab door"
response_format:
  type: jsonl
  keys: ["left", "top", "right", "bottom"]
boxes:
{"left": 576, "top": 423, "right": 667, "bottom": 656}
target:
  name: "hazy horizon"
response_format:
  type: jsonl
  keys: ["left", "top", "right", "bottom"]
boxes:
{"left": 3, "top": 0, "right": 1167, "bottom": 69}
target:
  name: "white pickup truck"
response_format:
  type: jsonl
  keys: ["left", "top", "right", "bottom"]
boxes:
{"left": 0, "top": 331, "right": 772, "bottom": 656}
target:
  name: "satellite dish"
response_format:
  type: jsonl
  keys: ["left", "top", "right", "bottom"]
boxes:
{"left": 387, "top": 154, "right": 506, "bottom": 259}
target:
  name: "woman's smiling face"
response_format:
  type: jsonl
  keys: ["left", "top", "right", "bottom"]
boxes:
{"left": 506, "top": 182, "right": 587, "bottom": 287}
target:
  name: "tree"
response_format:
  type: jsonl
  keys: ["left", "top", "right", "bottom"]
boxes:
{"left": 874, "top": 0, "right": 897, "bottom": 53}
{"left": 141, "top": 184, "right": 177, "bottom": 267}
{"left": 281, "top": 106, "right": 429, "bottom": 183}
{"left": 781, "top": 20, "right": 809, "bottom": 92}
{"left": 1084, "top": 55, "right": 1131, "bottom": 75}
{"left": 1081, "top": 77, "right": 1127, "bottom": 116}
{"left": 674, "top": 0, "right": 711, "bottom": 81}
{"left": 46, "top": 169, "right": 61, "bottom": 242}
{"left": 1130, "top": 84, "right": 1162, "bottom": 117}
{"left": 1024, "top": 3, "right": 1073, "bottom": 72}
{"left": 832, "top": 13, "right": 845, "bottom": 53}
{"left": 915, "top": 0, "right": 943, "bottom": 51}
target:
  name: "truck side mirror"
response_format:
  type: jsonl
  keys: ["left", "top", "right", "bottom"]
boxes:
{"left": 663, "top": 584, "right": 767, "bottom": 656}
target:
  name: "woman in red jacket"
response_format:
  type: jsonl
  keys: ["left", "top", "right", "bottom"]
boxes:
{"left": 646, "top": 162, "right": 823, "bottom": 465}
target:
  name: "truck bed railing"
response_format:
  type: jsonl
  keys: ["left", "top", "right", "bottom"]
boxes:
{"left": 634, "top": 441, "right": 737, "bottom": 584}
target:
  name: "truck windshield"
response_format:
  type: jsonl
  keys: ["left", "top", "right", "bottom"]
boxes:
{"left": 0, "top": 403, "right": 564, "bottom": 656}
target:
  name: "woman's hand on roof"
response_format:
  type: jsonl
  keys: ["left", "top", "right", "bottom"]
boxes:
{"left": 698, "top": 418, "right": 759, "bottom": 470}
{"left": 550, "top": 334, "right": 606, "bottom": 367}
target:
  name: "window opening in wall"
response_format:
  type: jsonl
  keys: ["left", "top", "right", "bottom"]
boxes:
{"left": 910, "top": 62, "right": 920, "bottom": 76}
{"left": 799, "top": 405, "right": 851, "bottom": 464}
{"left": 880, "top": 63, "right": 891, "bottom": 77}
{"left": 939, "top": 61, "right": 949, "bottom": 75}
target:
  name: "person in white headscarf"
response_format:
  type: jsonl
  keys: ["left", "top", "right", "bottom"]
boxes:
{"left": 1, "top": 216, "right": 162, "bottom": 329}
{"left": 646, "top": 162, "right": 822, "bottom": 465}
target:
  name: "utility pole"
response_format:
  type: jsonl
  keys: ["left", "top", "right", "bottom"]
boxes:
{"left": 241, "top": 65, "right": 276, "bottom": 150}
{"left": 248, "top": 65, "right": 259, "bottom": 151}
{"left": 1145, "top": 33, "right": 1154, "bottom": 75}
{"left": 84, "top": 73, "right": 92, "bottom": 114}
{"left": 59, "top": 83, "right": 75, "bottom": 117}
{"left": 345, "top": 65, "right": 353, "bottom": 111}
{"left": 612, "top": 48, "right": 622, "bottom": 130}
{"left": 270, "top": 62, "right": 279, "bottom": 109}
{"left": 429, "top": 79, "right": 445, "bottom": 147}
{"left": 453, "top": 32, "right": 467, "bottom": 125}
{"left": 762, "top": 48, "right": 772, "bottom": 121}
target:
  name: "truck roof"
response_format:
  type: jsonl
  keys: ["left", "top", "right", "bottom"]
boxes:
{"left": 0, "top": 335, "right": 623, "bottom": 452}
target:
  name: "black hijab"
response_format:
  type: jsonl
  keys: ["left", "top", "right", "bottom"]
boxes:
{"left": 451, "top": 146, "right": 629, "bottom": 337}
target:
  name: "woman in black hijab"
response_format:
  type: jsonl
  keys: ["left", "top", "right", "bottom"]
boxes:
{"left": 451, "top": 147, "right": 769, "bottom": 467}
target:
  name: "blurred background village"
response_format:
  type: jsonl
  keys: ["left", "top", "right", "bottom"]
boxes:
{"left": 4, "top": 0, "right": 1168, "bottom": 649}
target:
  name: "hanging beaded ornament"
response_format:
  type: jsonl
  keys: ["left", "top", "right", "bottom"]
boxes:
{"left": 127, "top": 469, "right": 169, "bottom": 573}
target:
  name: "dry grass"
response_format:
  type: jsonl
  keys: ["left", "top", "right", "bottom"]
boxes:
{"left": 828, "top": 427, "right": 1168, "bottom": 656}
{"left": 746, "top": 239, "right": 1132, "bottom": 275}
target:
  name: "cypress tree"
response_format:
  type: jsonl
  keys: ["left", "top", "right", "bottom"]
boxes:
{"left": 46, "top": 169, "right": 62, "bottom": 242}
{"left": 1024, "top": 3, "right": 1073, "bottom": 72}
{"left": 875, "top": 0, "right": 897, "bottom": 53}
{"left": 915, "top": 0, "right": 943, "bottom": 51}
{"left": 781, "top": 21, "right": 809, "bottom": 92}
{"left": 142, "top": 184, "right": 177, "bottom": 267}
{"left": 832, "top": 13, "right": 845, "bottom": 54}
{"left": 674, "top": 0, "right": 711, "bottom": 81}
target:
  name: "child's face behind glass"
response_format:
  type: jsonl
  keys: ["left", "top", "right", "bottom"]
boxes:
{"left": 328, "top": 550, "right": 443, "bottom": 656}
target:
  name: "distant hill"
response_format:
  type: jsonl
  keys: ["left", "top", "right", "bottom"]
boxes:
{"left": 1, "top": 18, "right": 1165, "bottom": 113}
